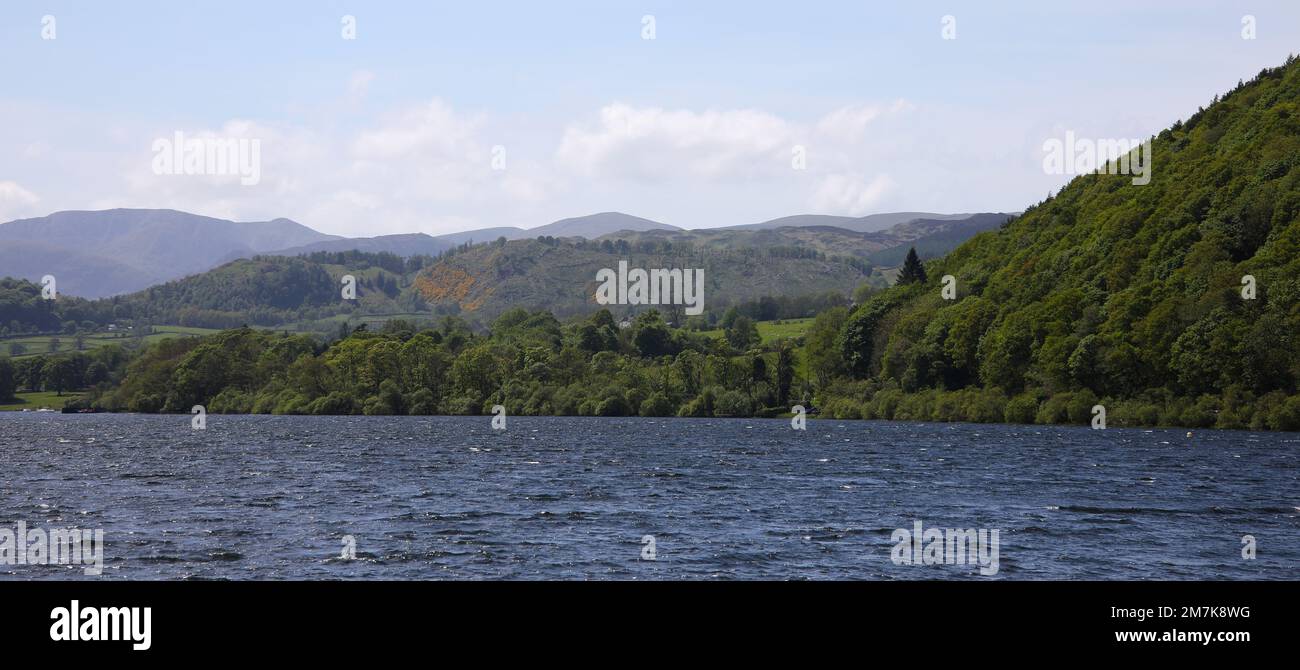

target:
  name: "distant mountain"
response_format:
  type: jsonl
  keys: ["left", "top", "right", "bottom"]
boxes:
{"left": 434, "top": 227, "right": 527, "bottom": 246}
{"left": 723, "top": 211, "right": 975, "bottom": 233}
{"left": 526, "top": 212, "right": 680, "bottom": 238}
{"left": 0, "top": 209, "right": 338, "bottom": 298}
{"left": 724, "top": 214, "right": 860, "bottom": 230}
{"left": 602, "top": 212, "right": 1016, "bottom": 265}
{"left": 0, "top": 207, "right": 1010, "bottom": 303}
{"left": 864, "top": 213, "right": 1013, "bottom": 266}
{"left": 0, "top": 240, "right": 159, "bottom": 299}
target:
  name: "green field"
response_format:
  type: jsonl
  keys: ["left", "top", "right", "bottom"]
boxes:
{"left": 0, "top": 390, "right": 85, "bottom": 411}
{"left": 0, "top": 325, "right": 220, "bottom": 359}
{"left": 699, "top": 317, "right": 814, "bottom": 345}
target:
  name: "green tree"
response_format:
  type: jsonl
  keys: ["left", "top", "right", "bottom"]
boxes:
{"left": 43, "top": 358, "right": 79, "bottom": 396}
{"left": 775, "top": 341, "right": 796, "bottom": 406}
{"left": 725, "top": 316, "right": 759, "bottom": 350}
{"left": 0, "top": 358, "right": 15, "bottom": 401}
{"left": 805, "top": 306, "right": 847, "bottom": 386}
{"left": 632, "top": 310, "right": 673, "bottom": 357}
{"left": 896, "top": 247, "right": 928, "bottom": 285}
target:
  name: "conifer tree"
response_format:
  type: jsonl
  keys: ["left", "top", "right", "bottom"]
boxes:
{"left": 896, "top": 247, "right": 927, "bottom": 285}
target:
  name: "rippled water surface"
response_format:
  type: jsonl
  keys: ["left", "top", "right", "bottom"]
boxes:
{"left": 1, "top": 414, "right": 1297, "bottom": 580}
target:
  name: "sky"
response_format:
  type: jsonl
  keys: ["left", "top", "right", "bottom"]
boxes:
{"left": 1, "top": 1, "right": 1298, "bottom": 237}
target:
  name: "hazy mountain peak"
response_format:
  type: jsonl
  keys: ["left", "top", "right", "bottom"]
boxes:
{"left": 528, "top": 212, "right": 680, "bottom": 237}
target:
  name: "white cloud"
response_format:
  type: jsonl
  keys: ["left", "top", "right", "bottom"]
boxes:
{"left": 810, "top": 173, "right": 896, "bottom": 216}
{"left": 0, "top": 181, "right": 40, "bottom": 221}
{"left": 556, "top": 103, "right": 796, "bottom": 181}
{"left": 554, "top": 102, "right": 906, "bottom": 216}
{"left": 352, "top": 100, "right": 481, "bottom": 159}
{"left": 12, "top": 97, "right": 926, "bottom": 232}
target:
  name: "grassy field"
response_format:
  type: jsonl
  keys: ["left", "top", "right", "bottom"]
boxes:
{"left": 0, "top": 390, "right": 85, "bottom": 411}
{"left": 699, "top": 317, "right": 814, "bottom": 345}
{"left": 0, "top": 325, "right": 220, "bottom": 359}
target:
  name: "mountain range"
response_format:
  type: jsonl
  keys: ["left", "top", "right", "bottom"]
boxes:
{"left": 0, "top": 208, "right": 1011, "bottom": 298}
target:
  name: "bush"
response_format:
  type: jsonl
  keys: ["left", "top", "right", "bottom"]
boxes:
{"left": 713, "top": 390, "right": 751, "bottom": 417}
{"left": 272, "top": 392, "right": 310, "bottom": 415}
{"left": 1035, "top": 393, "right": 1071, "bottom": 424}
{"left": 822, "top": 397, "right": 860, "bottom": 420}
{"left": 961, "top": 389, "right": 1006, "bottom": 423}
{"left": 894, "top": 390, "right": 934, "bottom": 421}
{"left": 406, "top": 389, "right": 437, "bottom": 415}
{"left": 209, "top": 388, "right": 252, "bottom": 414}
{"left": 870, "top": 388, "right": 904, "bottom": 420}
{"left": 310, "top": 392, "right": 357, "bottom": 415}
{"left": 639, "top": 392, "right": 674, "bottom": 417}
{"left": 1267, "top": 395, "right": 1300, "bottom": 431}
{"left": 1067, "top": 389, "right": 1099, "bottom": 425}
{"left": 1179, "top": 395, "right": 1218, "bottom": 428}
{"left": 595, "top": 393, "right": 631, "bottom": 417}
{"left": 1004, "top": 394, "right": 1038, "bottom": 424}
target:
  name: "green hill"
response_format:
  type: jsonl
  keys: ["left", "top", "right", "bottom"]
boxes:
{"left": 413, "top": 236, "right": 872, "bottom": 320}
{"left": 820, "top": 55, "right": 1300, "bottom": 430}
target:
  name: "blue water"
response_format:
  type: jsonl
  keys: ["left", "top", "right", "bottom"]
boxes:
{"left": 0, "top": 414, "right": 1296, "bottom": 580}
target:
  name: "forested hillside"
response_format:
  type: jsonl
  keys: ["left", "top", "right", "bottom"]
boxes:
{"left": 413, "top": 236, "right": 873, "bottom": 319}
{"left": 816, "top": 55, "right": 1300, "bottom": 430}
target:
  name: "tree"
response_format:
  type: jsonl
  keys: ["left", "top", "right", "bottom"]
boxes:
{"left": 632, "top": 310, "right": 673, "bottom": 358}
{"left": 43, "top": 358, "right": 79, "bottom": 396}
{"left": 896, "top": 247, "right": 928, "bottom": 285}
{"left": 725, "top": 316, "right": 759, "bottom": 350}
{"left": 806, "top": 306, "right": 847, "bottom": 386}
{"left": 0, "top": 358, "right": 15, "bottom": 401}
{"left": 775, "top": 341, "right": 796, "bottom": 406}
{"left": 85, "top": 361, "right": 110, "bottom": 386}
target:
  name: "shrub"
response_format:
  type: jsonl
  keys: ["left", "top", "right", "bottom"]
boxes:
{"left": 1035, "top": 393, "right": 1071, "bottom": 424}
{"left": 1004, "top": 393, "right": 1038, "bottom": 424}
{"left": 310, "top": 391, "right": 357, "bottom": 415}
{"left": 1066, "top": 389, "right": 1099, "bottom": 425}
{"left": 639, "top": 392, "right": 674, "bottom": 417}
{"left": 713, "top": 390, "right": 751, "bottom": 417}
{"left": 1267, "top": 395, "right": 1300, "bottom": 431}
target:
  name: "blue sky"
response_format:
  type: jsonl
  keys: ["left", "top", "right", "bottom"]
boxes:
{"left": 2, "top": 1, "right": 1298, "bottom": 236}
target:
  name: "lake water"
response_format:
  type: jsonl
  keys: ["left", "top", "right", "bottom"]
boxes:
{"left": 0, "top": 414, "right": 1296, "bottom": 580}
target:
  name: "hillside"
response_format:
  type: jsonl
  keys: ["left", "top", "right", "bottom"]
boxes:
{"left": 864, "top": 213, "right": 1011, "bottom": 266}
{"left": 264, "top": 233, "right": 453, "bottom": 258}
{"left": 412, "top": 236, "right": 871, "bottom": 320}
{"left": 820, "top": 55, "right": 1300, "bottom": 430}
{"left": 722, "top": 211, "right": 973, "bottom": 233}
{"left": 601, "top": 212, "right": 1012, "bottom": 264}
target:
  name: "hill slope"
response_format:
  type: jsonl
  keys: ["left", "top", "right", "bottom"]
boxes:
{"left": 826, "top": 55, "right": 1300, "bottom": 430}
{"left": 413, "top": 237, "right": 870, "bottom": 320}
{"left": 722, "top": 211, "right": 973, "bottom": 233}
{"left": 601, "top": 212, "right": 1013, "bottom": 264}
{"left": 264, "top": 233, "right": 453, "bottom": 258}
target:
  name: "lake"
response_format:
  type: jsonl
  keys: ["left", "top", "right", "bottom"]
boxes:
{"left": 1, "top": 414, "right": 1296, "bottom": 580}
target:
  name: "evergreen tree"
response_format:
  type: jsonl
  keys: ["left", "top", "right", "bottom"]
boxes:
{"left": 896, "top": 247, "right": 927, "bottom": 285}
